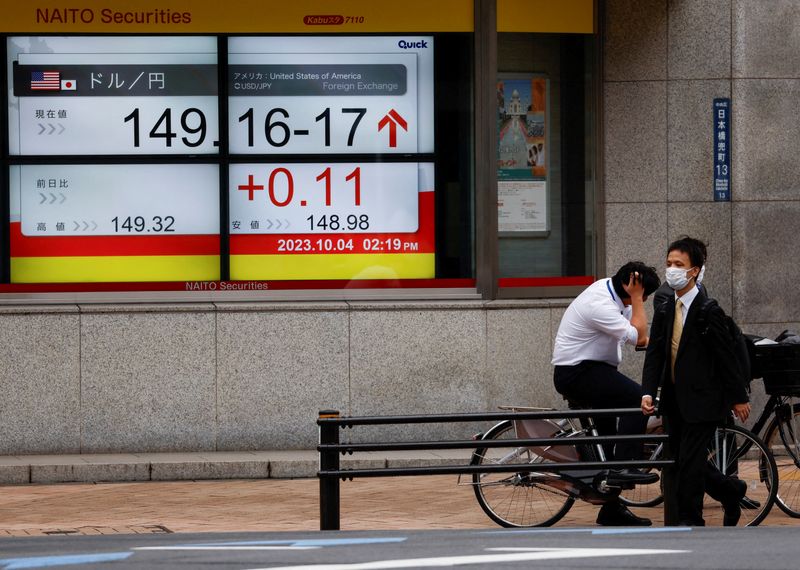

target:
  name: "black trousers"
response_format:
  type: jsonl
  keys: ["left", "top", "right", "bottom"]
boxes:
{"left": 553, "top": 361, "right": 649, "bottom": 461}
{"left": 664, "top": 412, "right": 739, "bottom": 526}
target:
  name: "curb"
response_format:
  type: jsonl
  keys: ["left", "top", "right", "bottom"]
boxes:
{"left": 0, "top": 450, "right": 471, "bottom": 484}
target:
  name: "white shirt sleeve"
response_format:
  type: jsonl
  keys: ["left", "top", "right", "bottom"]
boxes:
{"left": 590, "top": 301, "right": 639, "bottom": 346}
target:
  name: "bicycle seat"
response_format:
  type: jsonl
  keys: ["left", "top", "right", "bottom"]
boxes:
{"left": 563, "top": 397, "right": 591, "bottom": 410}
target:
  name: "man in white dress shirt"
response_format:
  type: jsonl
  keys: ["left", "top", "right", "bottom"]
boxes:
{"left": 552, "top": 261, "right": 660, "bottom": 526}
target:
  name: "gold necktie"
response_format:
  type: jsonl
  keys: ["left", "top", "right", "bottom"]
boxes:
{"left": 671, "top": 299, "right": 683, "bottom": 381}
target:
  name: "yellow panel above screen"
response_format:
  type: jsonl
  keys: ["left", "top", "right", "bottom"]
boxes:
{"left": 1, "top": 0, "right": 474, "bottom": 33}
{"left": 230, "top": 253, "right": 435, "bottom": 280}
{"left": 11, "top": 256, "right": 220, "bottom": 283}
{"left": 498, "top": 0, "right": 594, "bottom": 34}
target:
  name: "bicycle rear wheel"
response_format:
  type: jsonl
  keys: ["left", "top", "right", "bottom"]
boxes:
{"left": 763, "top": 401, "right": 800, "bottom": 518}
{"left": 471, "top": 420, "right": 575, "bottom": 527}
{"left": 703, "top": 425, "right": 777, "bottom": 527}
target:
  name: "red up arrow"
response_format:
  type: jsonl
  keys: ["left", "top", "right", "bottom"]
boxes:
{"left": 378, "top": 109, "right": 408, "bottom": 148}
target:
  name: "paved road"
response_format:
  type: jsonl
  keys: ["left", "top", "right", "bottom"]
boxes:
{"left": 1, "top": 526, "right": 799, "bottom": 569}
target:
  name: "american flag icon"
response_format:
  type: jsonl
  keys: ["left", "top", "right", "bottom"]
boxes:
{"left": 31, "top": 71, "right": 60, "bottom": 90}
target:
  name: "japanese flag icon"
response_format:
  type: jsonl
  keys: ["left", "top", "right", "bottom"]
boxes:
{"left": 60, "top": 79, "right": 77, "bottom": 90}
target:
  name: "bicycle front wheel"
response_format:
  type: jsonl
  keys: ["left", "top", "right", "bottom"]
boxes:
{"left": 704, "top": 425, "right": 777, "bottom": 527}
{"left": 471, "top": 420, "right": 575, "bottom": 527}
{"left": 763, "top": 401, "right": 800, "bottom": 518}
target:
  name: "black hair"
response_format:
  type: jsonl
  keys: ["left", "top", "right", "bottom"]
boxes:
{"left": 611, "top": 261, "right": 660, "bottom": 299}
{"left": 667, "top": 236, "right": 707, "bottom": 268}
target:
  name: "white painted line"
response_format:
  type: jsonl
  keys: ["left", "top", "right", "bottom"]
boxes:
{"left": 246, "top": 547, "right": 690, "bottom": 570}
{"left": 133, "top": 546, "right": 320, "bottom": 551}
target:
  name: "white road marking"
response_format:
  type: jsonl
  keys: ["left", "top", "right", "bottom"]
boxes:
{"left": 246, "top": 547, "right": 689, "bottom": 570}
{"left": 134, "top": 546, "right": 319, "bottom": 551}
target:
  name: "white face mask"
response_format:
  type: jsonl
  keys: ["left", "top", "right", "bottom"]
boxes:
{"left": 665, "top": 266, "right": 696, "bottom": 290}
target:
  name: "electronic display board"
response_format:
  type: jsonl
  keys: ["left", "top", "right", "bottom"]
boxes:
{"left": 227, "top": 36, "right": 434, "bottom": 281}
{"left": 8, "top": 36, "right": 219, "bottom": 155}
{"left": 229, "top": 162, "right": 419, "bottom": 235}
{"left": 229, "top": 163, "right": 435, "bottom": 280}
{"left": 9, "top": 164, "right": 220, "bottom": 283}
{"left": 4, "top": 34, "right": 437, "bottom": 287}
{"left": 228, "top": 36, "right": 433, "bottom": 154}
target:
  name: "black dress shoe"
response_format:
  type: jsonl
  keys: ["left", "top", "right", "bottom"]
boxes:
{"left": 740, "top": 495, "right": 761, "bottom": 510}
{"left": 723, "top": 479, "right": 748, "bottom": 526}
{"left": 596, "top": 501, "right": 652, "bottom": 527}
{"left": 605, "top": 468, "right": 660, "bottom": 486}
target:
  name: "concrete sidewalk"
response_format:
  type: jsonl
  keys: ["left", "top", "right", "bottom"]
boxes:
{"left": 0, "top": 452, "right": 798, "bottom": 536}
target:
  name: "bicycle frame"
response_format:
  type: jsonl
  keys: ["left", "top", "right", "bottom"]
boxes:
{"left": 498, "top": 415, "right": 628, "bottom": 502}
{"left": 747, "top": 394, "right": 800, "bottom": 468}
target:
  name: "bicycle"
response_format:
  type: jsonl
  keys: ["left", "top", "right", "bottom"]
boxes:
{"left": 470, "top": 405, "right": 778, "bottom": 527}
{"left": 621, "top": 342, "right": 800, "bottom": 519}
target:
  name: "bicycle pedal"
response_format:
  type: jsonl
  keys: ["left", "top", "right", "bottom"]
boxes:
{"left": 600, "top": 479, "right": 636, "bottom": 491}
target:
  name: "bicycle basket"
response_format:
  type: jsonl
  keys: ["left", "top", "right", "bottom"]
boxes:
{"left": 753, "top": 343, "right": 800, "bottom": 396}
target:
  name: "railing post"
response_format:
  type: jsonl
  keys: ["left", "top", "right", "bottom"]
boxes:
{"left": 319, "top": 409, "right": 341, "bottom": 531}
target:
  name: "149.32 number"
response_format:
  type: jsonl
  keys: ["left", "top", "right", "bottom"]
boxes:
{"left": 112, "top": 215, "right": 175, "bottom": 233}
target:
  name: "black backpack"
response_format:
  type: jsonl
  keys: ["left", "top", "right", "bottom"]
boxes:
{"left": 695, "top": 298, "right": 759, "bottom": 383}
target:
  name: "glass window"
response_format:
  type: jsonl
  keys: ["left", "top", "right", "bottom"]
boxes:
{"left": 6, "top": 36, "right": 220, "bottom": 284}
{"left": 496, "top": 32, "right": 596, "bottom": 292}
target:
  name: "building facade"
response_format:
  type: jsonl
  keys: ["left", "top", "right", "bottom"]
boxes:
{"left": 1, "top": 0, "right": 798, "bottom": 454}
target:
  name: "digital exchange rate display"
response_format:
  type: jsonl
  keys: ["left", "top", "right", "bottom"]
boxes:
{"left": 7, "top": 37, "right": 220, "bottom": 283}
{"left": 227, "top": 36, "right": 435, "bottom": 281}
{"left": 8, "top": 36, "right": 219, "bottom": 155}
{"left": 9, "top": 164, "right": 221, "bottom": 283}
{"left": 5, "top": 36, "right": 435, "bottom": 285}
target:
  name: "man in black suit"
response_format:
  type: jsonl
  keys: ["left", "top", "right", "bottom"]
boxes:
{"left": 641, "top": 237, "right": 751, "bottom": 526}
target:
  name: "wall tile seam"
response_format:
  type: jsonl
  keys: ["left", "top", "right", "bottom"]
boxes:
{"left": 606, "top": 200, "right": 767, "bottom": 204}
{"left": 215, "top": 302, "right": 350, "bottom": 309}
{"left": 731, "top": 77, "right": 800, "bottom": 81}
{"left": 602, "top": 200, "right": 672, "bottom": 205}
{"left": 729, "top": 199, "right": 800, "bottom": 203}
{"left": 213, "top": 308, "right": 219, "bottom": 452}
{"left": 607, "top": 77, "right": 738, "bottom": 82}
{"left": 0, "top": 306, "right": 80, "bottom": 315}
{"left": 727, "top": 0, "right": 734, "bottom": 318}
{"left": 212, "top": 307, "right": 351, "bottom": 314}
{"left": 603, "top": 79, "right": 670, "bottom": 85}
{"left": 76, "top": 307, "right": 217, "bottom": 315}
{"left": 0, "top": 301, "right": 585, "bottom": 314}
{"left": 347, "top": 307, "right": 352, "bottom": 417}
{"left": 485, "top": 301, "right": 571, "bottom": 310}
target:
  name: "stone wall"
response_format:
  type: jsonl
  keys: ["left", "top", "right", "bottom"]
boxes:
{"left": 604, "top": 0, "right": 800, "bottom": 403}
{"left": 0, "top": 302, "right": 568, "bottom": 454}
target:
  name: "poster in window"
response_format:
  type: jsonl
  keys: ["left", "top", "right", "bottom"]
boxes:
{"left": 496, "top": 74, "right": 549, "bottom": 235}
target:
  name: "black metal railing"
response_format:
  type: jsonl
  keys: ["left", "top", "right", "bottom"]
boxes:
{"left": 317, "top": 408, "right": 672, "bottom": 530}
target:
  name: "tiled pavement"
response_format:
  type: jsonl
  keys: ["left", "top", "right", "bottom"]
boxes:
{"left": 0, "top": 453, "right": 798, "bottom": 537}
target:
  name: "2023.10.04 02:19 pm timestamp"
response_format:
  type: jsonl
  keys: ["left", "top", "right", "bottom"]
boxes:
{"left": 277, "top": 237, "right": 419, "bottom": 253}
